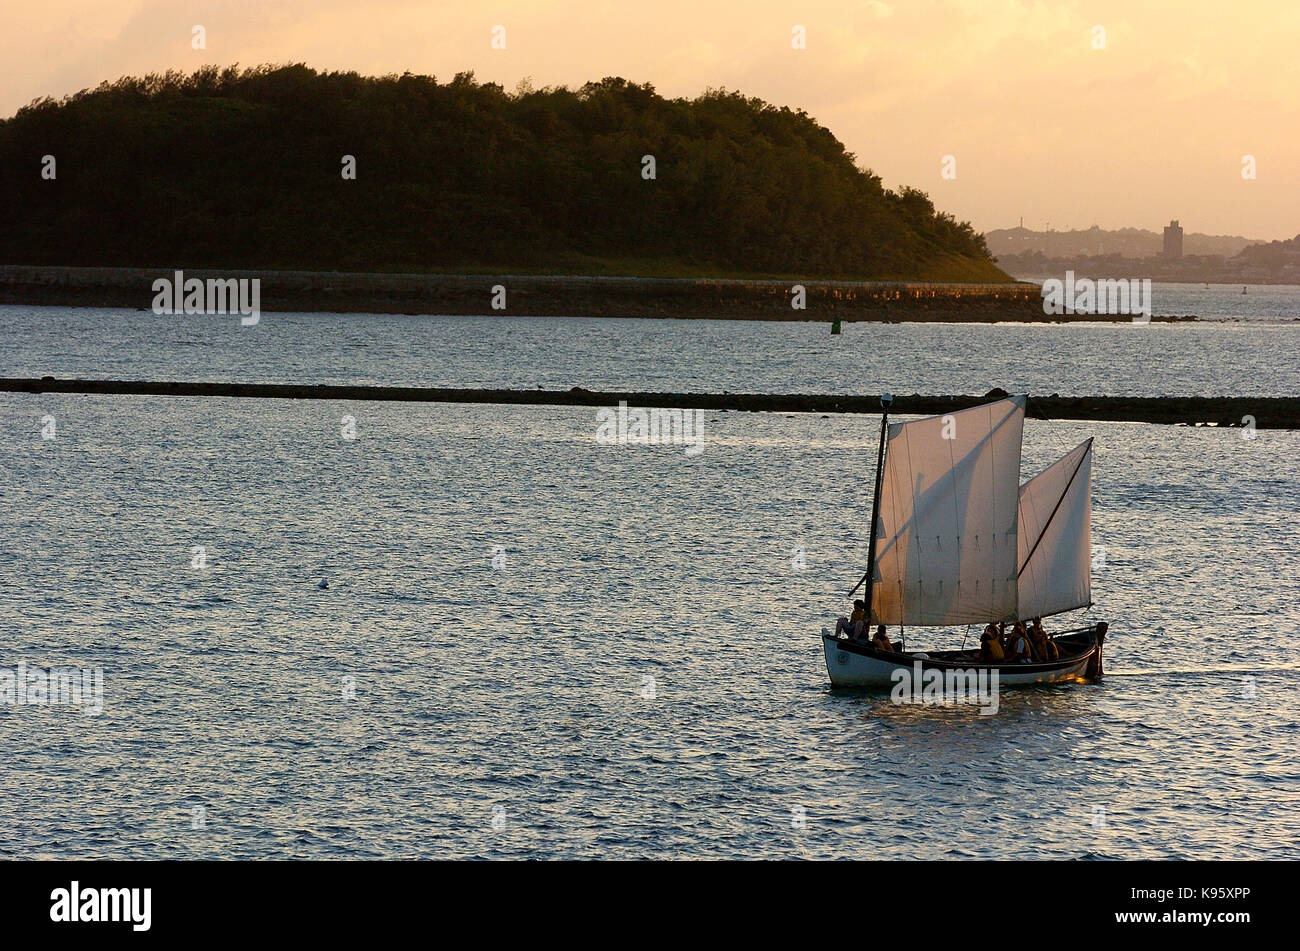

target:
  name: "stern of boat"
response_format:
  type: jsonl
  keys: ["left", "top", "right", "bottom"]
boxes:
{"left": 1086, "top": 621, "right": 1107, "bottom": 679}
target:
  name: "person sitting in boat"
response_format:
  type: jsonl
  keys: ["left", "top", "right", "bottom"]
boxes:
{"left": 871, "top": 624, "right": 895, "bottom": 652}
{"left": 1004, "top": 622, "right": 1032, "bottom": 663}
{"left": 979, "top": 623, "right": 1004, "bottom": 662}
{"left": 1025, "top": 624, "right": 1047, "bottom": 661}
{"left": 1028, "top": 617, "right": 1057, "bottom": 661}
{"left": 834, "top": 600, "right": 867, "bottom": 639}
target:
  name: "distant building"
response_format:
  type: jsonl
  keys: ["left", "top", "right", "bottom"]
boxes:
{"left": 1163, "top": 220, "right": 1184, "bottom": 258}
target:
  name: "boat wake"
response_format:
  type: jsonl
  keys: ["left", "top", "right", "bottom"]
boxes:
{"left": 1105, "top": 665, "right": 1296, "bottom": 676}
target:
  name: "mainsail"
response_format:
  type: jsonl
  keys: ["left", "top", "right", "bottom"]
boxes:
{"left": 870, "top": 396, "right": 1026, "bottom": 626}
{"left": 1017, "top": 439, "right": 1093, "bottom": 620}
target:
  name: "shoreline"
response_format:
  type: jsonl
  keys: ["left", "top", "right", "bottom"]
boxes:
{"left": 5, "top": 378, "right": 1296, "bottom": 428}
{"left": 0, "top": 264, "right": 1196, "bottom": 323}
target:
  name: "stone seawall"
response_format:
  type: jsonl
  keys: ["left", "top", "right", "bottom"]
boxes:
{"left": 1, "top": 265, "right": 1073, "bottom": 321}
{"left": 3, "top": 378, "right": 1294, "bottom": 428}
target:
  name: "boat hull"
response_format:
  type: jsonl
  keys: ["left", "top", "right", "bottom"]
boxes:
{"left": 822, "top": 625, "right": 1104, "bottom": 688}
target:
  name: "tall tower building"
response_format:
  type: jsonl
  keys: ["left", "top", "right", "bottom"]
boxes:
{"left": 1163, "top": 220, "right": 1184, "bottom": 258}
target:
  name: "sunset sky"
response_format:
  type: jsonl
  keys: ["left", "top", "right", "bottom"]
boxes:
{"left": 4, "top": 0, "right": 1297, "bottom": 240}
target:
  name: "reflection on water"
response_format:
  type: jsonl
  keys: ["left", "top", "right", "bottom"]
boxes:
{"left": 0, "top": 396, "right": 1295, "bottom": 858}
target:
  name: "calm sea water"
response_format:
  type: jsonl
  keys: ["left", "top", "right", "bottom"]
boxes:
{"left": 0, "top": 392, "right": 1296, "bottom": 859}
{"left": 1, "top": 285, "right": 1297, "bottom": 398}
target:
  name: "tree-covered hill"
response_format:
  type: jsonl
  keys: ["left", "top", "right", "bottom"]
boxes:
{"left": 1234, "top": 234, "right": 1300, "bottom": 268}
{"left": 0, "top": 65, "right": 1008, "bottom": 281}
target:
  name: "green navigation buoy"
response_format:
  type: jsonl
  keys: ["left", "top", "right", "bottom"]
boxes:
{"left": 831, "top": 315, "right": 842, "bottom": 334}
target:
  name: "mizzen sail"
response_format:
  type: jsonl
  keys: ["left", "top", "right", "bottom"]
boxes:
{"left": 870, "top": 396, "right": 1026, "bottom": 626}
{"left": 1017, "top": 438, "right": 1093, "bottom": 620}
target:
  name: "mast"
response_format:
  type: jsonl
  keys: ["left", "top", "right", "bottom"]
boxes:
{"left": 863, "top": 393, "right": 892, "bottom": 623}
{"left": 851, "top": 393, "right": 892, "bottom": 619}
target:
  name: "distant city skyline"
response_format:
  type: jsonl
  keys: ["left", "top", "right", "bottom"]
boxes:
{"left": 4, "top": 0, "right": 1297, "bottom": 240}
{"left": 1000, "top": 220, "right": 1269, "bottom": 242}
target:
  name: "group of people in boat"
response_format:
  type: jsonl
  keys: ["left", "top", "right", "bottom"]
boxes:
{"left": 834, "top": 600, "right": 897, "bottom": 652}
{"left": 979, "top": 618, "right": 1058, "bottom": 663}
{"left": 835, "top": 601, "right": 1060, "bottom": 664}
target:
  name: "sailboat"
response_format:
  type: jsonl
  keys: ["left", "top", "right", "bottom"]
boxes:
{"left": 822, "top": 393, "right": 1107, "bottom": 688}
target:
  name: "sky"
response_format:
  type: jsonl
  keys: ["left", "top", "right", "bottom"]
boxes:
{"left": 3, "top": 0, "right": 1297, "bottom": 240}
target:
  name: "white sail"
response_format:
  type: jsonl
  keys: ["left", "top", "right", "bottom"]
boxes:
{"left": 870, "top": 396, "right": 1026, "bottom": 626}
{"left": 1017, "top": 438, "right": 1093, "bottom": 620}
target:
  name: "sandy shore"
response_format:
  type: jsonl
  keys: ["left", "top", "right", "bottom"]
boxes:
{"left": 4, "top": 378, "right": 1294, "bottom": 428}
{"left": 0, "top": 264, "right": 1170, "bottom": 322}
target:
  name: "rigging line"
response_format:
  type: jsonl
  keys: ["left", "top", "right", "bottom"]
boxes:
{"left": 849, "top": 402, "right": 890, "bottom": 600}
{"left": 847, "top": 416, "right": 877, "bottom": 597}
{"left": 878, "top": 433, "right": 909, "bottom": 621}
{"left": 1029, "top": 392, "right": 1073, "bottom": 479}
{"left": 899, "top": 411, "right": 922, "bottom": 609}
{"left": 1020, "top": 477, "right": 1042, "bottom": 605}
{"left": 982, "top": 409, "right": 1002, "bottom": 616}
{"left": 946, "top": 413, "right": 960, "bottom": 600}
{"left": 1017, "top": 439, "right": 1092, "bottom": 580}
